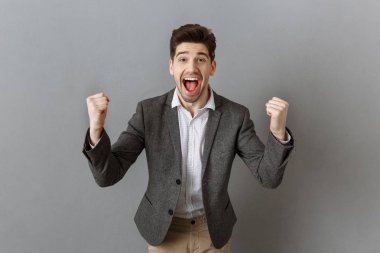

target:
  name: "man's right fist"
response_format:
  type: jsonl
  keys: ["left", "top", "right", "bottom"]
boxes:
{"left": 86, "top": 92, "right": 110, "bottom": 145}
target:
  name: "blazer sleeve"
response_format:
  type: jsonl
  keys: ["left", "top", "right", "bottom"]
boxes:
{"left": 82, "top": 102, "right": 145, "bottom": 187}
{"left": 236, "top": 108, "right": 294, "bottom": 188}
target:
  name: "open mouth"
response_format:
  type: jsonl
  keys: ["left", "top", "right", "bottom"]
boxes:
{"left": 182, "top": 77, "right": 200, "bottom": 93}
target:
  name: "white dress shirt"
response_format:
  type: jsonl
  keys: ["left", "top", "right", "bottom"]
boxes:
{"left": 171, "top": 88, "right": 216, "bottom": 219}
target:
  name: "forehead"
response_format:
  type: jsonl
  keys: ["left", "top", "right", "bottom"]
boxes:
{"left": 174, "top": 42, "right": 209, "bottom": 56}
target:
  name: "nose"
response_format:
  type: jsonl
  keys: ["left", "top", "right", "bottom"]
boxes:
{"left": 187, "top": 59, "right": 197, "bottom": 71}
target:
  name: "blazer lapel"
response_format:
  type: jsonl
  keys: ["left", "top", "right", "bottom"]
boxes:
{"left": 164, "top": 90, "right": 182, "bottom": 176}
{"left": 202, "top": 94, "right": 222, "bottom": 177}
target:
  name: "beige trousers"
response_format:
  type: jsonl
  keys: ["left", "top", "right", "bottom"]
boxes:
{"left": 148, "top": 215, "right": 231, "bottom": 253}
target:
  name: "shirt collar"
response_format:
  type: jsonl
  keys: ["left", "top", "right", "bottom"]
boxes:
{"left": 171, "top": 87, "right": 215, "bottom": 111}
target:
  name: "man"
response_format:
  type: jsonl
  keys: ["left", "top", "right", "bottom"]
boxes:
{"left": 83, "top": 24, "right": 294, "bottom": 252}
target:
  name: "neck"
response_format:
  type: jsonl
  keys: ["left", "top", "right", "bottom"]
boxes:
{"left": 178, "top": 87, "right": 210, "bottom": 117}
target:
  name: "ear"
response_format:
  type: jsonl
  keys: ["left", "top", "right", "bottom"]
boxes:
{"left": 210, "top": 60, "right": 217, "bottom": 76}
{"left": 169, "top": 59, "right": 174, "bottom": 76}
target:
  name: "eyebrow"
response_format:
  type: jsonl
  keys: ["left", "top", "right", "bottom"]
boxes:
{"left": 175, "top": 51, "right": 210, "bottom": 58}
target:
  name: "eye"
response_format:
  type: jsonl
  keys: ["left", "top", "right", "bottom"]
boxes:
{"left": 197, "top": 57, "right": 207, "bottom": 63}
{"left": 178, "top": 57, "right": 187, "bottom": 63}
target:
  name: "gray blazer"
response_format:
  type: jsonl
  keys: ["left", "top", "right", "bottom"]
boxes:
{"left": 82, "top": 89, "right": 294, "bottom": 249}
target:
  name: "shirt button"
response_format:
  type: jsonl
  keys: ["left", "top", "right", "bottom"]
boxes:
{"left": 176, "top": 179, "right": 181, "bottom": 185}
{"left": 168, "top": 209, "right": 174, "bottom": 215}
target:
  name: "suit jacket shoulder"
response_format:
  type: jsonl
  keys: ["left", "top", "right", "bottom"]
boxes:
{"left": 139, "top": 89, "right": 175, "bottom": 108}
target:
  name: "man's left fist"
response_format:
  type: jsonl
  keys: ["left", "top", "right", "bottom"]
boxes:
{"left": 266, "top": 97, "right": 289, "bottom": 141}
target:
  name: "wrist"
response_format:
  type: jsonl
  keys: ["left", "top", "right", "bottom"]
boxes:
{"left": 89, "top": 127, "right": 103, "bottom": 145}
{"left": 271, "top": 129, "right": 286, "bottom": 141}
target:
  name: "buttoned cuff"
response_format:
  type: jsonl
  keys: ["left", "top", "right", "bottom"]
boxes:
{"left": 278, "top": 131, "right": 291, "bottom": 144}
{"left": 85, "top": 128, "right": 102, "bottom": 150}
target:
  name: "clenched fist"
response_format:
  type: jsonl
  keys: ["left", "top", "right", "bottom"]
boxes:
{"left": 266, "top": 97, "right": 289, "bottom": 141}
{"left": 86, "top": 92, "right": 110, "bottom": 145}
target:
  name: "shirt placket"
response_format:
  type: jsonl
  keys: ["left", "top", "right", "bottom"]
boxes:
{"left": 186, "top": 116, "right": 195, "bottom": 213}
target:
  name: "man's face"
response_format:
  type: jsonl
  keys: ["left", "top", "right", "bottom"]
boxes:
{"left": 169, "top": 42, "right": 216, "bottom": 106}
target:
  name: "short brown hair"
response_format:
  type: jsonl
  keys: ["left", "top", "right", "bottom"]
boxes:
{"left": 170, "top": 24, "right": 216, "bottom": 61}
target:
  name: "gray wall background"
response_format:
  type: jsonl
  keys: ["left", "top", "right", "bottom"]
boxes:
{"left": 1, "top": 0, "right": 379, "bottom": 252}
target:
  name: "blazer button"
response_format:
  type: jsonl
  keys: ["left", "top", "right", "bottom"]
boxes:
{"left": 168, "top": 209, "right": 174, "bottom": 215}
{"left": 176, "top": 179, "right": 181, "bottom": 185}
